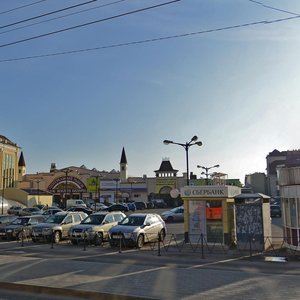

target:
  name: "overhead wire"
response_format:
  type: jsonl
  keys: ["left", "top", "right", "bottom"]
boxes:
{"left": 0, "top": 0, "right": 98, "bottom": 30}
{"left": 0, "top": 0, "right": 48, "bottom": 15}
{"left": 248, "top": 0, "right": 299, "bottom": 16}
{"left": 0, "top": 0, "right": 181, "bottom": 49}
{"left": 0, "top": 0, "right": 128, "bottom": 36}
{"left": 1, "top": 14, "right": 299, "bottom": 63}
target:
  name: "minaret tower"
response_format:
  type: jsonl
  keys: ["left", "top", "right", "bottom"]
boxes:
{"left": 18, "top": 151, "right": 26, "bottom": 181}
{"left": 120, "top": 147, "right": 128, "bottom": 183}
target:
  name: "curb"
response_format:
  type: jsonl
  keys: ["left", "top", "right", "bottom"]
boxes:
{"left": 0, "top": 282, "right": 153, "bottom": 300}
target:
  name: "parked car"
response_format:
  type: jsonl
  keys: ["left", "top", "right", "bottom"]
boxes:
{"left": 90, "top": 203, "right": 108, "bottom": 211}
{"left": 31, "top": 211, "right": 87, "bottom": 243}
{"left": 66, "top": 199, "right": 87, "bottom": 209}
{"left": 103, "top": 204, "right": 129, "bottom": 213}
{"left": 270, "top": 205, "right": 282, "bottom": 217}
{"left": 42, "top": 208, "right": 64, "bottom": 216}
{"left": 133, "top": 201, "right": 147, "bottom": 210}
{"left": 0, "top": 214, "right": 18, "bottom": 225}
{"left": 19, "top": 207, "right": 43, "bottom": 216}
{"left": 7, "top": 206, "right": 23, "bottom": 215}
{"left": 109, "top": 213, "right": 167, "bottom": 248}
{"left": 152, "top": 199, "right": 167, "bottom": 208}
{"left": 67, "top": 206, "right": 94, "bottom": 215}
{"left": 161, "top": 206, "right": 184, "bottom": 222}
{"left": 69, "top": 211, "right": 126, "bottom": 245}
{"left": 0, "top": 215, "right": 45, "bottom": 240}
{"left": 126, "top": 202, "right": 136, "bottom": 212}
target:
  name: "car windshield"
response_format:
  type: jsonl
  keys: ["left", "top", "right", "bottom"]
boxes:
{"left": 45, "top": 214, "right": 66, "bottom": 224}
{"left": 81, "top": 215, "right": 105, "bottom": 225}
{"left": 120, "top": 215, "right": 146, "bottom": 226}
{"left": 11, "top": 218, "right": 29, "bottom": 225}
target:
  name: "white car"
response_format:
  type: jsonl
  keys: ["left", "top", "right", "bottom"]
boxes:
{"left": 109, "top": 213, "right": 167, "bottom": 248}
{"left": 161, "top": 206, "right": 184, "bottom": 222}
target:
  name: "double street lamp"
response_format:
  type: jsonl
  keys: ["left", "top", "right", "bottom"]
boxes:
{"left": 164, "top": 136, "right": 203, "bottom": 186}
{"left": 197, "top": 164, "right": 220, "bottom": 185}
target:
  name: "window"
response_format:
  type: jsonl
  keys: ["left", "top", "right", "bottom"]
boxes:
{"left": 73, "top": 215, "right": 81, "bottom": 223}
{"left": 64, "top": 216, "right": 72, "bottom": 224}
{"left": 105, "top": 215, "right": 114, "bottom": 223}
{"left": 114, "top": 214, "right": 124, "bottom": 222}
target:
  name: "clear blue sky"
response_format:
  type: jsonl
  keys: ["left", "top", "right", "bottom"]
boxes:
{"left": 1, "top": 0, "right": 300, "bottom": 182}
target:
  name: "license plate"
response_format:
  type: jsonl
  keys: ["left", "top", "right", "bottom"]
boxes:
{"left": 113, "top": 234, "right": 123, "bottom": 239}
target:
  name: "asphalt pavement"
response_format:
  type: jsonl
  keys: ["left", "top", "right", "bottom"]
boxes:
{"left": 0, "top": 236, "right": 299, "bottom": 300}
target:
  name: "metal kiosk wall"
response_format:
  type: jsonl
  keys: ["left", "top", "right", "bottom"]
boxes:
{"left": 181, "top": 185, "right": 241, "bottom": 245}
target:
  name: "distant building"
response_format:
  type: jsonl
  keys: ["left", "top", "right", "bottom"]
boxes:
{"left": 244, "top": 172, "right": 267, "bottom": 194}
{"left": 266, "top": 149, "right": 300, "bottom": 197}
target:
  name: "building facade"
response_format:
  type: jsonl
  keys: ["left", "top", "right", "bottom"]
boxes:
{"left": 266, "top": 149, "right": 300, "bottom": 198}
{"left": 0, "top": 135, "right": 21, "bottom": 190}
{"left": 244, "top": 172, "right": 267, "bottom": 194}
{"left": 277, "top": 166, "right": 300, "bottom": 252}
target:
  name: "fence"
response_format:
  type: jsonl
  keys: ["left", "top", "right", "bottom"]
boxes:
{"left": 13, "top": 230, "right": 300, "bottom": 260}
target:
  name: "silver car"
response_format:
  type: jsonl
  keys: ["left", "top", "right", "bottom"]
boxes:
{"left": 31, "top": 211, "right": 87, "bottom": 243}
{"left": 69, "top": 211, "right": 126, "bottom": 245}
{"left": 109, "top": 213, "right": 167, "bottom": 248}
{"left": 161, "top": 206, "right": 184, "bottom": 222}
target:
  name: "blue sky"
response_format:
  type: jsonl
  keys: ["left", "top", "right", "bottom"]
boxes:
{"left": 1, "top": 0, "right": 300, "bottom": 182}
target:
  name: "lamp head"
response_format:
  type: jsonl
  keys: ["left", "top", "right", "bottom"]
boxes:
{"left": 163, "top": 140, "right": 173, "bottom": 145}
{"left": 191, "top": 135, "right": 198, "bottom": 142}
{"left": 214, "top": 164, "right": 220, "bottom": 168}
{"left": 195, "top": 141, "right": 202, "bottom": 146}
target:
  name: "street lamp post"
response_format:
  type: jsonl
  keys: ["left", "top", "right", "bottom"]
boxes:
{"left": 163, "top": 136, "right": 203, "bottom": 186}
{"left": 33, "top": 179, "right": 41, "bottom": 204}
{"left": 114, "top": 179, "right": 120, "bottom": 204}
{"left": 1, "top": 177, "right": 4, "bottom": 215}
{"left": 197, "top": 164, "right": 220, "bottom": 185}
{"left": 129, "top": 180, "right": 136, "bottom": 202}
{"left": 90, "top": 175, "right": 102, "bottom": 209}
{"left": 62, "top": 168, "right": 71, "bottom": 208}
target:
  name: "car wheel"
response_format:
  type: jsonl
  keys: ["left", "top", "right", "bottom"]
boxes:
{"left": 53, "top": 231, "right": 61, "bottom": 243}
{"left": 94, "top": 233, "right": 103, "bottom": 246}
{"left": 136, "top": 234, "right": 144, "bottom": 249}
{"left": 166, "top": 216, "right": 174, "bottom": 223}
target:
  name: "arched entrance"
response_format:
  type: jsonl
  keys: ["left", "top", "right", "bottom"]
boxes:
{"left": 47, "top": 176, "right": 87, "bottom": 208}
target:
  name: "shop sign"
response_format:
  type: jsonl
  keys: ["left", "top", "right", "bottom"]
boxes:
{"left": 182, "top": 186, "right": 241, "bottom": 198}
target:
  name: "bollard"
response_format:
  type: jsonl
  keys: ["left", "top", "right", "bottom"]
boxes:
{"left": 83, "top": 230, "right": 87, "bottom": 251}
{"left": 50, "top": 229, "right": 54, "bottom": 249}
{"left": 21, "top": 228, "right": 24, "bottom": 247}
{"left": 201, "top": 233, "right": 204, "bottom": 259}
{"left": 119, "top": 232, "right": 122, "bottom": 253}
{"left": 249, "top": 235, "right": 252, "bottom": 258}
{"left": 157, "top": 232, "right": 161, "bottom": 256}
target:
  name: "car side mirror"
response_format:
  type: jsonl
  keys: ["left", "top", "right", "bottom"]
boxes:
{"left": 145, "top": 222, "right": 151, "bottom": 227}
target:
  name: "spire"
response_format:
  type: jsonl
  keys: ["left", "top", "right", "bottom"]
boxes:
{"left": 18, "top": 151, "right": 26, "bottom": 167}
{"left": 120, "top": 147, "right": 127, "bottom": 164}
